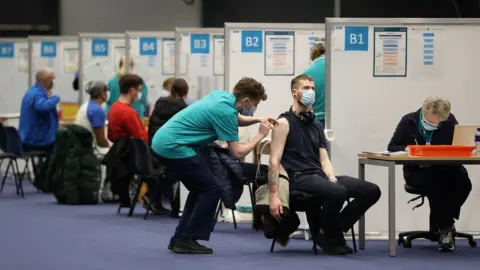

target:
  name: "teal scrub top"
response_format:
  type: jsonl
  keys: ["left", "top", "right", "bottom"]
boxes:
{"left": 303, "top": 56, "right": 326, "bottom": 121}
{"left": 152, "top": 90, "right": 239, "bottom": 159}
{"left": 105, "top": 75, "right": 148, "bottom": 119}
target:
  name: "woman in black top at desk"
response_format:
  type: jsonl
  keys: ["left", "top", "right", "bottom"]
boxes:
{"left": 387, "top": 96, "right": 471, "bottom": 252}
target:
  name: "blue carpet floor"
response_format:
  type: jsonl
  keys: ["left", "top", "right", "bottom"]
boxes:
{"left": 1, "top": 184, "right": 480, "bottom": 270}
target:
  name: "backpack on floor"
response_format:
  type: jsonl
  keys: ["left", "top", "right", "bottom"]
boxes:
{"left": 48, "top": 125, "right": 101, "bottom": 205}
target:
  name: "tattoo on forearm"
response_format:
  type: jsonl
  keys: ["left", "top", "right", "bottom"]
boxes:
{"left": 268, "top": 169, "right": 279, "bottom": 192}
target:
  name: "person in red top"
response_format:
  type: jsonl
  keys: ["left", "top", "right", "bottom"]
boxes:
{"left": 107, "top": 74, "right": 148, "bottom": 143}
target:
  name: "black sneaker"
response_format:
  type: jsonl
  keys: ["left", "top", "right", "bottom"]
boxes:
{"left": 438, "top": 227, "right": 455, "bottom": 252}
{"left": 316, "top": 233, "right": 349, "bottom": 255}
{"left": 173, "top": 238, "right": 213, "bottom": 254}
{"left": 167, "top": 236, "right": 176, "bottom": 251}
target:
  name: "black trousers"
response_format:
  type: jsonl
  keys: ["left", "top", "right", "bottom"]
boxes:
{"left": 22, "top": 143, "right": 54, "bottom": 190}
{"left": 158, "top": 154, "right": 221, "bottom": 241}
{"left": 290, "top": 173, "right": 381, "bottom": 237}
{"left": 404, "top": 166, "right": 471, "bottom": 228}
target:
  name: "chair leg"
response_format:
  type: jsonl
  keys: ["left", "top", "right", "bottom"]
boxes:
{"left": 143, "top": 209, "right": 150, "bottom": 220}
{"left": 247, "top": 183, "right": 258, "bottom": 230}
{"left": 231, "top": 209, "right": 237, "bottom": 229}
{"left": 212, "top": 200, "right": 222, "bottom": 230}
{"left": 351, "top": 226, "right": 357, "bottom": 252}
{"left": 13, "top": 159, "right": 24, "bottom": 198}
{"left": 270, "top": 238, "right": 276, "bottom": 252}
{"left": 128, "top": 179, "right": 143, "bottom": 217}
{"left": 312, "top": 241, "right": 318, "bottom": 255}
{"left": 0, "top": 160, "right": 13, "bottom": 194}
{"left": 117, "top": 203, "right": 122, "bottom": 214}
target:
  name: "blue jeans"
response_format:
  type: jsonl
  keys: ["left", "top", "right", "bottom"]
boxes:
{"left": 158, "top": 154, "right": 221, "bottom": 241}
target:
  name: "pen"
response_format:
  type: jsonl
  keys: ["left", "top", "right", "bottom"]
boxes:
{"left": 414, "top": 138, "right": 419, "bottom": 145}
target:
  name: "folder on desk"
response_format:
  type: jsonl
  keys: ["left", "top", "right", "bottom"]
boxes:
{"left": 362, "top": 151, "right": 408, "bottom": 156}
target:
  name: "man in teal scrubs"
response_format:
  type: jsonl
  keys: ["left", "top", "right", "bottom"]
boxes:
{"left": 303, "top": 39, "right": 326, "bottom": 127}
{"left": 152, "top": 77, "right": 276, "bottom": 254}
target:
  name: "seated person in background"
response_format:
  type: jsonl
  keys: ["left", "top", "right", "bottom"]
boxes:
{"left": 160, "top": 77, "right": 194, "bottom": 105}
{"left": 148, "top": 78, "right": 188, "bottom": 143}
{"left": 159, "top": 77, "right": 175, "bottom": 98}
{"left": 19, "top": 67, "right": 60, "bottom": 190}
{"left": 387, "top": 96, "right": 471, "bottom": 252}
{"left": 74, "top": 80, "right": 110, "bottom": 148}
{"left": 268, "top": 74, "right": 381, "bottom": 256}
{"left": 107, "top": 74, "right": 148, "bottom": 143}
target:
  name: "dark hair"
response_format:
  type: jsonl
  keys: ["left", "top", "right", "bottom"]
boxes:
{"left": 163, "top": 77, "right": 175, "bottom": 90}
{"left": 170, "top": 78, "right": 189, "bottom": 97}
{"left": 119, "top": 74, "right": 144, "bottom": 94}
{"left": 291, "top": 74, "right": 313, "bottom": 90}
{"left": 233, "top": 77, "right": 267, "bottom": 101}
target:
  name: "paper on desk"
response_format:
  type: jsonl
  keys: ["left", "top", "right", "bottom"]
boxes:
{"left": 363, "top": 151, "right": 408, "bottom": 156}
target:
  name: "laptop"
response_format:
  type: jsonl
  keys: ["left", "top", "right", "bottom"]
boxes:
{"left": 452, "top": 125, "right": 480, "bottom": 146}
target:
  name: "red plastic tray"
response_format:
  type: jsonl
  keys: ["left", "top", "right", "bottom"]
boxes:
{"left": 408, "top": 145, "right": 475, "bottom": 157}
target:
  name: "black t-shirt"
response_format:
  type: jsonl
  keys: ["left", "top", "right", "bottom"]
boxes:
{"left": 279, "top": 111, "right": 327, "bottom": 175}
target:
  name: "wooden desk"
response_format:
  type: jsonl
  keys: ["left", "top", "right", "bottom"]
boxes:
{"left": 357, "top": 153, "right": 480, "bottom": 257}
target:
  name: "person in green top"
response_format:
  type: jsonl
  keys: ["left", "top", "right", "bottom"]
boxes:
{"left": 105, "top": 56, "right": 148, "bottom": 119}
{"left": 303, "top": 38, "right": 326, "bottom": 127}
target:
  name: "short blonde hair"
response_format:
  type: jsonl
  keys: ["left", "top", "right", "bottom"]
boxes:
{"left": 310, "top": 38, "right": 325, "bottom": 61}
{"left": 422, "top": 96, "right": 451, "bottom": 121}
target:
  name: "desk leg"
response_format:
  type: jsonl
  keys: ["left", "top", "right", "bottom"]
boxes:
{"left": 358, "top": 161, "right": 366, "bottom": 250}
{"left": 387, "top": 163, "right": 396, "bottom": 257}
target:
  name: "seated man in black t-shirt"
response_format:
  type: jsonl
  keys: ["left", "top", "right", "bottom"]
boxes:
{"left": 268, "top": 74, "right": 381, "bottom": 256}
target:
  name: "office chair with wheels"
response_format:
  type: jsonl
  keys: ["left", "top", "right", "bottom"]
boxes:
{"left": 398, "top": 184, "right": 477, "bottom": 248}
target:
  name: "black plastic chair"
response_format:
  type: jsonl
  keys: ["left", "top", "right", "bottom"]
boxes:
{"left": 117, "top": 138, "right": 162, "bottom": 217}
{"left": 3, "top": 127, "right": 48, "bottom": 188}
{"left": 213, "top": 177, "right": 256, "bottom": 230}
{"left": 398, "top": 184, "right": 477, "bottom": 248}
{"left": 0, "top": 124, "right": 21, "bottom": 196}
{"left": 270, "top": 191, "right": 357, "bottom": 255}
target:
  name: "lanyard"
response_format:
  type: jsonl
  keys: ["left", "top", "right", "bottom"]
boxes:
{"left": 418, "top": 109, "right": 433, "bottom": 145}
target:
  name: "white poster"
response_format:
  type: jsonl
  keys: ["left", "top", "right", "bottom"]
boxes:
{"left": 373, "top": 27, "right": 407, "bottom": 77}
{"left": 17, "top": 48, "right": 29, "bottom": 73}
{"left": 213, "top": 35, "right": 224, "bottom": 75}
{"left": 63, "top": 47, "right": 78, "bottom": 74}
{"left": 408, "top": 27, "right": 444, "bottom": 78}
{"left": 162, "top": 38, "right": 175, "bottom": 75}
{"left": 264, "top": 31, "right": 295, "bottom": 76}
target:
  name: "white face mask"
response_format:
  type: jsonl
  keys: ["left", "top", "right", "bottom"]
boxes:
{"left": 105, "top": 91, "right": 110, "bottom": 102}
{"left": 300, "top": 89, "right": 315, "bottom": 107}
{"left": 136, "top": 92, "right": 142, "bottom": 101}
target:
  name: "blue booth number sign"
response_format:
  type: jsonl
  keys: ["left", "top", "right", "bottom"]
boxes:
{"left": 190, "top": 34, "right": 210, "bottom": 54}
{"left": 0, "top": 42, "right": 14, "bottom": 58}
{"left": 241, "top": 30, "right": 263, "bottom": 53}
{"left": 92, "top": 39, "right": 109, "bottom": 57}
{"left": 139, "top": 37, "right": 157, "bottom": 56}
{"left": 41, "top": 41, "right": 57, "bottom": 57}
{"left": 344, "top": 26, "right": 369, "bottom": 51}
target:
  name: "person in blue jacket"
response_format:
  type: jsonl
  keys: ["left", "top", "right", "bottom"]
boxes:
{"left": 19, "top": 67, "right": 60, "bottom": 189}
{"left": 303, "top": 38, "right": 326, "bottom": 127}
{"left": 105, "top": 56, "right": 148, "bottom": 120}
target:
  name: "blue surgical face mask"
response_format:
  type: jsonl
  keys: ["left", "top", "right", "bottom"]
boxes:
{"left": 300, "top": 89, "right": 315, "bottom": 107}
{"left": 240, "top": 105, "right": 257, "bottom": 116}
{"left": 422, "top": 119, "right": 438, "bottom": 131}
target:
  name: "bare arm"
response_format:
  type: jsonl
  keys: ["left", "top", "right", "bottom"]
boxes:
{"left": 268, "top": 118, "right": 289, "bottom": 197}
{"left": 227, "top": 133, "right": 265, "bottom": 160}
{"left": 320, "top": 148, "right": 335, "bottom": 179}
{"left": 237, "top": 113, "right": 261, "bottom": 127}
{"left": 93, "top": 127, "right": 110, "bottom": 148}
